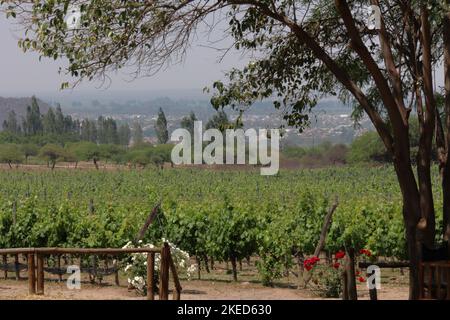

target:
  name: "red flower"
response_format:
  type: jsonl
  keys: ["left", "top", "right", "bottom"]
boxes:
{"left": 303, "top": 257, "right": 320, "bottom": 271}
{"left": 333, "top": 262, "right": 340, "bottom": 269}
{"left": 356, "top": 271, "right": 361, "bottom": 276}
{"left": 358, "top": 276, "right": 366, "bottom": 283}
{"left": 335, "top": 251, "right": 346, "bottom": 260}
{"left": 359, "top": 249, "right": 372, "bottom": 257}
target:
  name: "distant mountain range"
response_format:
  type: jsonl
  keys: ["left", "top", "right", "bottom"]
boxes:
{"left": 0, "top": 97, "right": 51, "bottom": 127}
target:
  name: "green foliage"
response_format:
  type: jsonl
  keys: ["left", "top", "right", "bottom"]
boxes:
{"left": 126, "top": 144, "right": 173, "bottom": 168}
{"left": 67, "top": 142, "right": 100, "bottom": 162}
{"left": 132, "top": 121, "right": 144, "bottom": 145}
{"left": 20, "top": 144, "right": 39, "bottom": 162}
{"left": 0, "top": 144, "right": 23, "bottom": 167}
{"left": 282, "top": 142, "right": 349, "bottom": 166}
{"left": 0, "top": 165, "right": 427, "bottom": 284}
{"left": 180, "top": 111, "right": 197, "bottom": 136}
{"left": 155, "top": 108, "right": 169, "bottom": 144}
{"left": 308, "top": 265, "right": 343, "bottom": 298}
{"left": 347, "top": 132, "right": 389, "bottom": 164}
{"left": 39, "top": 144, "right": 68, "bottom": 168}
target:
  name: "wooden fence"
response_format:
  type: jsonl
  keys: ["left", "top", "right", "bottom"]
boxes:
{"left": 0, "top": 243, "right": 182, "bottom": 300}
{"left": 419, "top": 261, "right": 450, "bottom": 300}
{"left": 359, "top": 260, "right": 450, "bottom": 300}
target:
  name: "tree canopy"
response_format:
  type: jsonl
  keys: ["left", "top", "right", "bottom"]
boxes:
{"left": 3, "top": 0, "right": 450, "bottom": 299}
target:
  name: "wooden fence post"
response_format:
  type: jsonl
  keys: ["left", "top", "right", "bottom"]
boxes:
{"left": 57, "top": 255, "right": 63, "bottom": 282}
{"left": 367, "top": 269, "right": 378, "bottom": 300}
{"left": 27, "top": 254, "right": 36, "bottom": 295}
{"left": 2, "top": 255, "right": 7, "bottom": 280}
{"left": 12, "top": 201, "right": 20, "bottom": 281}
{"left": 159, "top": 243, "right": 170, "bottom": 300}
{"left": 114, "top": 257, "right": 120, "bottom": 286}
{"left": 147, "top": 252, "right": 155, "bottom": 300}
{"left": 36, "top": 254, "right": 44, "bottom": 295}
{"left": 169, "top": 254, "right": 182, "bottom": 300}
{"left": 419, "top": 262, "right": 424, "bottom": 299}
{"left": 14, "top": 254, "right": 20, "bottom": 281}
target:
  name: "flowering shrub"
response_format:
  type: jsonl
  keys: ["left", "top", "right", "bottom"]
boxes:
{"left": 306, "top": 249, "right": 374, "bottom": 298}
{"left": 359, "top": 249, "right": 372, "bottom": 257}
{"left": 303, "top": 256, "right": 320, "bottom": 271}
{"left": 308, "top": 264, "right": 343, "bottom": 298}
{"left": 122, "top": 239, "right": 196, "bottom": 296}
{"left": 335, "top": 250, "right": 346, "bottom": 260}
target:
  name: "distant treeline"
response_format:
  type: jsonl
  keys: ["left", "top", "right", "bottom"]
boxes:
{"left": 283, "top": 115, "right": 439, "bottom": 166}
{"left": 1, "top": 96, "right": 140, "bottom": 146}
{"left": 0, "top": 105, "right": 247, "bottom": 170}
{"left": 0, "top": 141, "right": 173, "bottom": 170}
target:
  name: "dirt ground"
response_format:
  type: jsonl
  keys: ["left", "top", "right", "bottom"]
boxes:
{"left": 0, "top": 275, "right": 409, "bottom": 300}
{"left": 0, "top": 158, "right": 320, "bottom": 172}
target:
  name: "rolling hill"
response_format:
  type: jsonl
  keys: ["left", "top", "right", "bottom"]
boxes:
{"left": 0, "top": 97, "right": 51, "bottom": 127}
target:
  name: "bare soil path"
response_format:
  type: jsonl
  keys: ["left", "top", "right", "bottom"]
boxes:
{"left": 0, "top": 278, "right": 408, "bottom": 300}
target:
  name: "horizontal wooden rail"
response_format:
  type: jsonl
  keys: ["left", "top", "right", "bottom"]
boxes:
{"left": 358, "top": 261, "right": 410, "bottom": 269}
{"left": 0, "top": 245, "right": 181, "bottom": 300}
{"left": 0, "top": 247, "right": 160, "bottom": 255}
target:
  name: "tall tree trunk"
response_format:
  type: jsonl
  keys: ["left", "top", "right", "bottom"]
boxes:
{"left": 345, "top": 248, "right": 357, "bottom": 300}
{"left": 417, "top": 5, "right": 437, "bottom": 247}
{"left": 416, "top": 92, "right": 436, "bottom": 248}
{"left": 442, "top": 1, "right": 450, "bottom": 242}
{"left": 393, "top": 153, "right": 422, "bottom": 300}
{"left": 230, "top": 256, "right": 238, "bottom": 282}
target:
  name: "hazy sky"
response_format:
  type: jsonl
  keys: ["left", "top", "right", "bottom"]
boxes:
{"left": 0, "top": 13, "right": 445, "bottom": 99}
{"left": 0, "top": 15, "right": 248, "bottom": 98}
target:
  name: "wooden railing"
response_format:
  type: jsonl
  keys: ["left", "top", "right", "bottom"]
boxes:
{"left": 419, "top": 260, "right": 450, "bottom": 300}
{"left": 0, "top": 243, "right": 182, "bottom": 300}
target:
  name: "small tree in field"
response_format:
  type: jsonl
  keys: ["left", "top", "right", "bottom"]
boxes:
{"left": 3, "top": 0, "right": 450, "bottom": 299}
{"left": 20, "top": 144, "right": 39, "bottom": 164}
{"left": 39, "top": 144, "right": 66, "bottom": 170}
{"left": 69, "top": 142, "right": 102, "bottom": 169}
{"left": 0, "top": 144, "right": 23, "bottom": 168}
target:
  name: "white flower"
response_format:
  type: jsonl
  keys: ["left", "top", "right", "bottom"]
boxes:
{"left": 122, "top": 241, "right": 133, "bottom": 249}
